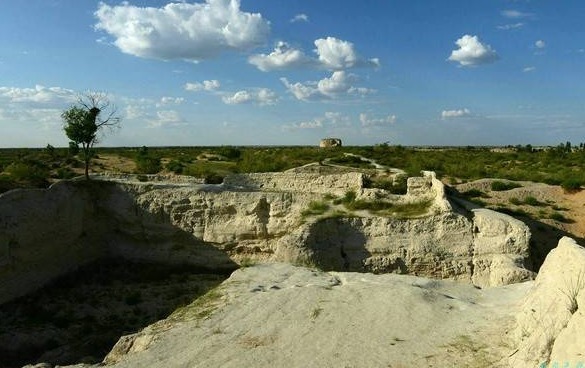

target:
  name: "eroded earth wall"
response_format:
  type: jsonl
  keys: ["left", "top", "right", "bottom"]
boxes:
{"left": 0, "top": 171, "right": 534, "bottom": 304}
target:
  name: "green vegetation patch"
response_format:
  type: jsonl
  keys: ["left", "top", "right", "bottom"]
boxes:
{"left": 490, "top": 180, "right": 522, "bottom": 191}
{"left": 301, "top": 200, "right": 330, "bottom": 217}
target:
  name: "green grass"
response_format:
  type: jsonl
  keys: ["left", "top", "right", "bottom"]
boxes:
{"left": 4, "top": 144, "right": 585, "bottom": 193}
{"left": 491, "top": 180, "right": 522, "bottom": 191}
{"left": 301, "top": 201, "right": 330, "bottom": 217}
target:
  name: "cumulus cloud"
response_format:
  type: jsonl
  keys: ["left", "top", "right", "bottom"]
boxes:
{"left": 148, "top": 110, "right": 184, "bottom": 128}
{"left": 501, "top": 10, "right": 534, "bottom": 19}
{"left": 248, "top": 42, "right": 314, "bottom": 71}
{"left": 448, "top": 35, "right": 499, "bottom": 67}
{"left": 359, "top": 113, "right": 397, "bottom": 127}
{"left": 222, "top": 88, "right": 278, "bottom": 105}
{"left": 94, "top": 0, "right": 270, "bottom": 61}
{"left": 290, "top": 14, "right": 309, "bottom": 23}
{"left": 441, "top": 108, "right": 472, "bottom": 119}
{"left": 314, "top": 37, "right": 379, "bottom": 70}
{"left": 282, "top": 111, "right": 350, "bottom": 131}
{"left": 317, "top": 71, "right": 354, "bottom": 97}
{"left": 281, "top": 71, "right": 372, "bottom": 101}
{"left": 0, "top": 85, "right": 76, "bottom": 104}
{"left": 185, "top": 80, "right": 221, "bottom": 92}
{"left": 523, "top": 66, "right": 536, "bottom": 72}
{"left": 535, "top": 40, "right": 546, "bottom": 49}
{"left": 249, "top": 36, "right": 379, "bottom": 71}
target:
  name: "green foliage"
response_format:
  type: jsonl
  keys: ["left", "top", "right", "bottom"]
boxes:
{"left": 216, "top": 146, "right": 241, "bottom": 160}
{"left": 333, "top": 190, "right": 357, "bottom": 205}
{"left": 366, "top": 174, "right": 408, "bottom": 194}
{"left": 135, "top": 149, "right": 162, "bottom": 174}
{"left": 523, "top": 196, "right": 545, "bottom": 207}
{"left": 329, "top": 154, "right": 372, "bottom": 168}
{"left": 549, "top": 212, "right": 574, "bottom": 223}
{"left": 3, "top": 160, "right": 49, "bottom": 187}
{"left": 68, "top": 141, "right": 80, "bottom": 156}
{"left": 301, "top": 201, "right": 330, "bottom": 217}
{"left": 62, "top": 106, "right": 98, "bottom": 149}
{"left": 561, "top": 178, "right": 582, "bottom": 193}
{"left": 491, "top": 181, "right": 522, "bottom": 191}
{"left": 165, "top": 160, "right": 185, "bottom": 174}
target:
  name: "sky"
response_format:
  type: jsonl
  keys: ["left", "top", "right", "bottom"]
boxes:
{"left": 1, "top": 0, "right": 584, "bottom": 147}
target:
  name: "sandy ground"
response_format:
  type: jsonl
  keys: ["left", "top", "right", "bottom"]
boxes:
{"left": 103, "top": 264, "right": 532, "bottom": 368}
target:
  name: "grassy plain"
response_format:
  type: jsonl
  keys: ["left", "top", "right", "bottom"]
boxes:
{"left": 2, "top": 144, "right": 585, "bottom": 193}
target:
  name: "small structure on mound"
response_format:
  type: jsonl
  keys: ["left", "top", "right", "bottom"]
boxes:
{"left": 319, "top": 138, "right": 342, "bottom": 148}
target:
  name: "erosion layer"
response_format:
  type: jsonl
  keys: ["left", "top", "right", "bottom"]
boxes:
{"left": 0, "top": 169, "right": 534, "bottom": 305}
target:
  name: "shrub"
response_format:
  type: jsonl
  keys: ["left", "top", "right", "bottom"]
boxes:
{"left": 523, "top": 196, "right": 545, "bottom": 206}
{"left": 509, "top": 197, "right": 521, "bottom": 205}
{"left": 165, "top": 160, "right": 185, "bottom": 174}
{"left": 561, "top": 178, "right": 582, "bottom": 193}
{"left": 491, "top": 181, "right": 522, "bottom": 191}
{"left": 4, "top": 160, "right": 49, "bottom": 187}
{"left": 135, "top": 156, "right": 161, "bottom": 174}
{"left": 333, "top": 190, "right": 357, "bottom": 205}
{"left": 302, "top": 201, "right": 330, "bottom": 217}
{"left": 550, "top": 212, "right": 574, "bottom": 223}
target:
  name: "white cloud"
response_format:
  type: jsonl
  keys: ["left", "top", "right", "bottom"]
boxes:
{"left": 281, "top": 71, "right": 372, "bottom": 101}
{"left": 0, "top": 85, "right": 76, "bottom": 104}
{"left": 290, "top": 14, "right": 309, "bottom": 23}
{"left": 448, "top": 35, "right": 499, "bottom": 67}
{"left": 314, "top": 37, "right": 379, "bottom": 70}
{"left": 94, "top": 0, "right": 270, "bottom": 61}
{"left": 222, "top": 88, "right": 278, "bottom": 105}
{"left": 497, "top": 22, "right": 524, "bottom": 30}
{"left": 279, "top": 78, "right": 319, "bottom": 100}
{"left": 249, "top": 36, "right": 379, "bottom": 71}
{"left": 501, "top": 10, "right": 534, "bottom": 19}
{"left": 317, "top": 71, "right": 354, "bottom": 97}
{"left": 523, "top": 66, "right": 536, "bottom": 72}
{"left": 441, "top": 108, "right": 472, "bottom": 119}
{"left": 248, "top": 42, "right": 313, "bottom": 71}
{"left": 148, "top": 110, "right": 184, "bottom": 128}
{"left": 359, "top": 113, "right": 396, "bottom": 127}
{"left": 535, "top": 40, "right": 546, "bottom": 49}
{"left": 158, "top": 96, "right": 184, "bottom": 106}
{"left": 125, "top": 104, "right": 146, "bottom": 120}
{"left": 185, "top": 80, "right": 221, "bottom": 92}
{"left": 282, "top": 111, "right": 350, "bottom": 131}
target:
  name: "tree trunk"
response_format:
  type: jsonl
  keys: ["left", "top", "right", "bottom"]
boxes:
{"left": 83, "top": 143, "right": 90, "bottom": 180}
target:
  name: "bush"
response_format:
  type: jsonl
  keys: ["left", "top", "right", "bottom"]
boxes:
{"left": 550, "top": 212, "right": 574, "bottom": 223}
{"left": 302, "top": 201, "right": 330, "bottom": 217}
{"left": 4, "top": 160, "right": 49, "bottom": 187}
{"left": 523, "top": 196, "right": 545, "bottom": 207}
{"left": 135, "top": 156, "right": 161, "bottom": 174}
{"left": 165, "top": 160, "right": 185, "bottom": 174}
{"left": 491, "top": 181, "right": 522, "bottom": 191}
{"left": 216, "top": 146, "right": 241, "bottom": 160}
{"left": 561, "top": 178, "right": 582, "bottom": 193}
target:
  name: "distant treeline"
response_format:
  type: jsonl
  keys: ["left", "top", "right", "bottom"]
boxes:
{"left": 1, "top": 143, "right": 585, "bottom": 193}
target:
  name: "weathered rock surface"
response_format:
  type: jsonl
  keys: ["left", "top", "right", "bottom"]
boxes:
{"left": 90, "top": 263, "right": 531, "bottom": 368}
{"left": 1, "top": 170, "right": 534, "bottom": 305}
{"left": 510, "top": 236, "right": 585, "bottom": 367}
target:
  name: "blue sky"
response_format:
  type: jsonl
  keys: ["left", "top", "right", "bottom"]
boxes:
{"left": 1, "top": 0, "right": 584, "bottom": 147}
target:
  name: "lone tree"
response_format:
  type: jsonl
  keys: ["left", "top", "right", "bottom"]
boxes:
{"left": 62, "top": 92, "right": 120, "bottom": 179}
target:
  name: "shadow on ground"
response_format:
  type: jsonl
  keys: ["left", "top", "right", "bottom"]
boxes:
{"left": 0, "top": 260, "right": 231, "bottom": 367}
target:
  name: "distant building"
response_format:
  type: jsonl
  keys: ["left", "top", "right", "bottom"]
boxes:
{"left": 320, "top": 138, "right": 342, "bottom": 148}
